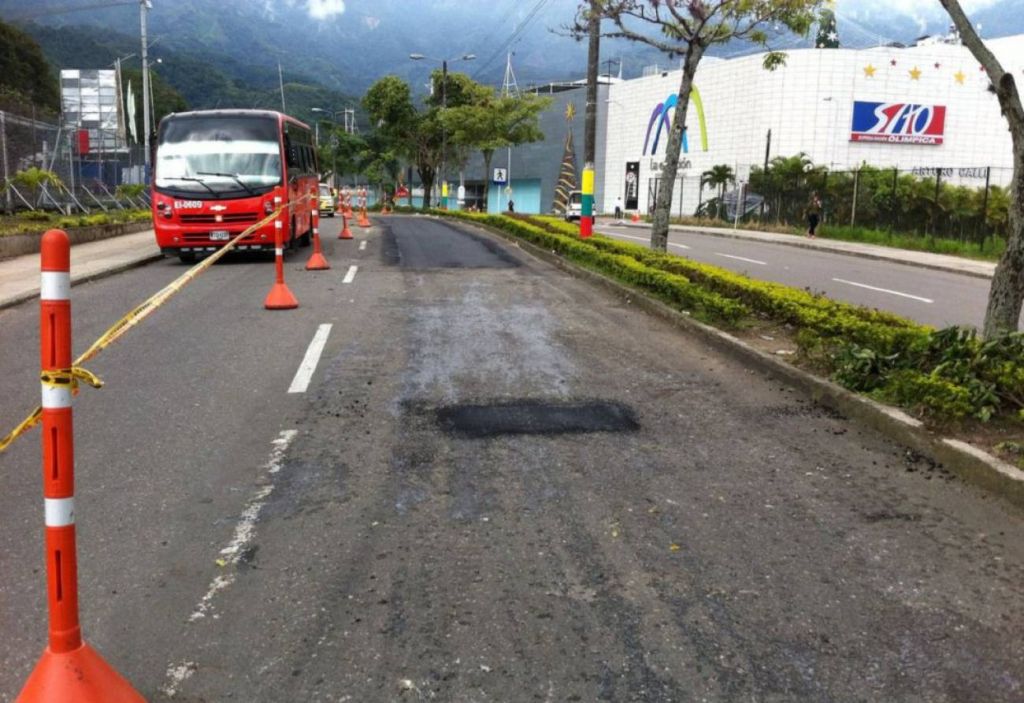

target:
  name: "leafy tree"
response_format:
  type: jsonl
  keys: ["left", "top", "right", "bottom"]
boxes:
{"left": 595, "top": 0, "right": 821, "bottom": 251}
{"left": 0, "top": 20, "right": 59, "bottom": 111}
{"left": 940, "top": 0, "right": 1024, "bottom": 336}
{"left": 317, "top": 128, "right": 368, "bottom": 184}
{"left": 363, "top": 75, "right": 442, "bottom": 209}
{"left": 443, "top": 91, "right": 550, "bottom": 210}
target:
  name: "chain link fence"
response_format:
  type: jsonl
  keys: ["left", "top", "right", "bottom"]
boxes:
{"left": 0, "top": 99, "right": 148, "bottom": 215}
{"left": 649, "top": 162, "right": 1014, "bottom": 252}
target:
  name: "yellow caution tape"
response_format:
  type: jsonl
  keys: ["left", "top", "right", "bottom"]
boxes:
{"left": 0, "top": 194, "right": 314, "bottom": 453}
{"left": 41, "top": 367, "right": 105, "bottom": 391}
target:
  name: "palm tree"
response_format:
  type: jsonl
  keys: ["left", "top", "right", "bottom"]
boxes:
{"left": 700, "top": 164, "right": 735, "bottom": 219}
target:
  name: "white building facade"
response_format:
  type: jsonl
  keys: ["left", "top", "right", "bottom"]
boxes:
{"left": 597, "top": 35, "right": 1024, "bottom": 216}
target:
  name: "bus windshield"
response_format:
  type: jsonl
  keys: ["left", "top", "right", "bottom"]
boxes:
{"left": 156, "top": 115, "right": 282, "bottom": 196}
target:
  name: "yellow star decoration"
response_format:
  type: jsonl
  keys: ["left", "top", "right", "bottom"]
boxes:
{"left": 565, "top": 103, "right": 576, "bottom": 122}
{"left": 909, "top": 66, "right": 922, "bottom": 81}
{"left": 954, "top": 70, "right": 966, "bottom": 85}
{"left": 863, "top": 64, "right": 877, "bottom": 78}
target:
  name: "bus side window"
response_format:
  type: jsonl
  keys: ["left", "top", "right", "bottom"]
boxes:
{"left": 285, "top": 143, "right": 298, "bottom": 172}
{"left": 302, "top": 145, "right": 313, "bottom": 175}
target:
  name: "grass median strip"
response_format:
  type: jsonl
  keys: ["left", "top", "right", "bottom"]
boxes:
{"left": 431, "top": 210, "right": 1022, "bottom": 443}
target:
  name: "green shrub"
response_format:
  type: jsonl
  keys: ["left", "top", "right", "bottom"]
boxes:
{"left": 876, "top": 371, "right": 977, "bottom": 421}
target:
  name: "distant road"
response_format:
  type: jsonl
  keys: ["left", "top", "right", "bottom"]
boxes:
{"left": 597, "top": 222, "right": 1019, "bottom": 330}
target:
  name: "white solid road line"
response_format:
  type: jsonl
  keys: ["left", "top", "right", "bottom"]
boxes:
{"left": 343, "top": 265, "right": 358, "bottom": 283}
{"left": 288, "top": 323, "right": 333, "bottom": 394}
{"left": 716, "top": 253, "right": 768, "bottom": 266}
{"left": 612, "top": 231, "right": 691, "bottom": 250}
{"left": 169, "top": 428, "right": 299, "bottom": 696}
{"left": 832, "top": 278, "right": 934, "bottom": 304}
{"left": 359, "top": 241, "right": 367, "bottom": 251}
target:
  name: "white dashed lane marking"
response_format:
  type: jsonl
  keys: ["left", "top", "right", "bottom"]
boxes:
{"left": 832, "top": 278, "right": 934, "bottom": 304}
{"left": 716, "top": 253, "right": 768, "bottom": 266}
{"left": 343, "top": 265, "right": 358, "bottom": 283}
{"left": 287, "top": 323, "right": 332, "bottom": 394}
{"left": 607, "top": 231, "right": 690, "bottom": 250}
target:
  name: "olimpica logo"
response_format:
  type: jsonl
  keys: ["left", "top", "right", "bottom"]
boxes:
{"left": 643, "top": 85, "right": 709, "bottom": 156}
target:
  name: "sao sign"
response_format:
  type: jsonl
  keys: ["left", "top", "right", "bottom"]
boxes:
{"left": 850, "top": 101, "right": 946, "bottom": 145}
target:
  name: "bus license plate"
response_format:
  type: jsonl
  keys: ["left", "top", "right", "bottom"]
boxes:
{"left": 210, "top": 230, "right": 230, "bottom": 241}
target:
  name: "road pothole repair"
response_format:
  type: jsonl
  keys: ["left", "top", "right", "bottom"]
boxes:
{"left": 436, "top": 399, "right": 640, "bottom": 438}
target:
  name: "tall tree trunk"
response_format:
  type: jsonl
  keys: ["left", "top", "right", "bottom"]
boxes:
{"left": 651, "top": 42, "right": 705, "bottom": 251}
{"left": 482, "top": 149, "right": 493, "bottom": 213}
{"left": 583, "top": 1, "right": 600, "bottom": 168}
{"left": 418, "top": 164, "right": 435, "bottom": 211}
{"left": 984, "top": 140, "right": 1024, "bottom": 336}
{"left": 941, "top": 0, "right": 1024, "bottom": 335}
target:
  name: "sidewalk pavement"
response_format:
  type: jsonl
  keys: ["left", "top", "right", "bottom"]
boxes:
{"left": 597, "top": 218, "right": 998, "bottom": 280}
{"left": 0, "top": 230, "right": 161, "bottom": 311}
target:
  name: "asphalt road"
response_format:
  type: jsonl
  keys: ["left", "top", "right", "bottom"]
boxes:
{"left": 597, "top": 222, "right": 1021, "bottom": 330}
{"left": 0, "top": 214, "right": 1022, "bottom": 702}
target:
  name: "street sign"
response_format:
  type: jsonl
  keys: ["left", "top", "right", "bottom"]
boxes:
{"left": 493, "top": 167, "right": 507, "bottom": 184}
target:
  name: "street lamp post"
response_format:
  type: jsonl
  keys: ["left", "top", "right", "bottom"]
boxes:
{"left": 140, "top": 0, "right": 152, "bottom": 175}
{"left": 409, "top": 52, "right": 475, "bottom": 209}
{"left": 312, "top": 108, "right": 351, "bottom": 187}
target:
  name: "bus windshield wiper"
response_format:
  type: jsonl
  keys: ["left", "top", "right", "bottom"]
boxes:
{"left": 161, "top": 176, "right": 217, "bottom": 196}
{"left": 196, "top": 172, "right": 257, "bottom": 196}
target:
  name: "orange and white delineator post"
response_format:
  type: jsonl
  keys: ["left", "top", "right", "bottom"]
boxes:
{"left": 342, "top": 188, "right": 353, "bottom": 219}
{"left": 357, "top": 188, "right": 371, "bottom": 228}
{"left": 17, "top": 230, "right": 145, "bottom": 703}
{"left": 264, "top": 216, "right": 299, "bottom": 309}
{"left": 305, "top": 207, "right": 330, "bottom": 270}
{"left": 339, "top": 208, "right": 354, "bottom": 240}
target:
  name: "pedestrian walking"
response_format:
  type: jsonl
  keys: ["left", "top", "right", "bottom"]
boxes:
{"left": 614, "top": 196, "right": 623, "bottom": 221}
{"left": 805, "top": 192, "right": 822, "bottom": 239}
{"left": 508, "top": 199, "right": 515, "bottom": 214}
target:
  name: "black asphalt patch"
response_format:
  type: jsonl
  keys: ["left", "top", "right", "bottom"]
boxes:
{"left": 436, "top": 400, "right": 640, "bottom": 438}
{"left": 382, "top": 216, "right": 521, "bottom": 269}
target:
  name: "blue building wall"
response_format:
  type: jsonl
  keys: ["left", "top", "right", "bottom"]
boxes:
{"left": 487, "top": 179, "right": 541, "bottom": 214}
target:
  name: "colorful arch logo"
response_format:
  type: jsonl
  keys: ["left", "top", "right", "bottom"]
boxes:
{"left": 643, "top": 86, "right": 709, "bottom": 156}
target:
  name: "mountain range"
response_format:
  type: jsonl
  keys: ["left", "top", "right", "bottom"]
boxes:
{"left": 4, "top": 0, "right": 1023, "bottom": 107}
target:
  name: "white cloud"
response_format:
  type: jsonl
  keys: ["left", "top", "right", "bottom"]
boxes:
{"left": 306, "top": 0, "right": 345, "bottom": 20}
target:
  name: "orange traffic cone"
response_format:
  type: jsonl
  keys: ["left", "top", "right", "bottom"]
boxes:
{"left": 305, "top": 208, "right": 330, "bottom": 271}
{"left": 357, "top": 207, "right": 371, "bottom": 228}
{"left": 264, "top": 219, "right": 299, "bottom": 309}
{"left": 631, "top": 211, "right": 641, "bottom": 223}
{"left": 339, "top": 211, "right": 354, "bottom": 240}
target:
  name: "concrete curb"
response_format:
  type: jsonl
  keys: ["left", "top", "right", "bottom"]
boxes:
{"left": 0, "top": 251, "right": 164, "bottom": 312}
{"left": 443, "top": 215, "right": 1024, "bottom": 511}
{"left": 604, "top": 220, "right": 996, "bottom": 281}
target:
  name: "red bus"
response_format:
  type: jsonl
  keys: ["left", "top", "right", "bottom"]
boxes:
{"left": 151, "top": 109, "right": 319, "bottom": 263}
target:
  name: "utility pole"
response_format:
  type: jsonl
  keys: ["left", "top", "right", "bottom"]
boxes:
{"left": 278, "top": 62, "right": 287, "bottom": 112}
{"left": 580, "top": 0, "right": 601, "bottom": 237}
{"left": 140, "top": 0, "right": 151, "bottom": 173}
{"left": 441, "top": 59, "right": 448, "bottom": 209}
{"left": 501, "top": 53, "right": 519, "bottom": 213}
{"left": 760, "top": 128, "right": 771, "bottom": 219}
